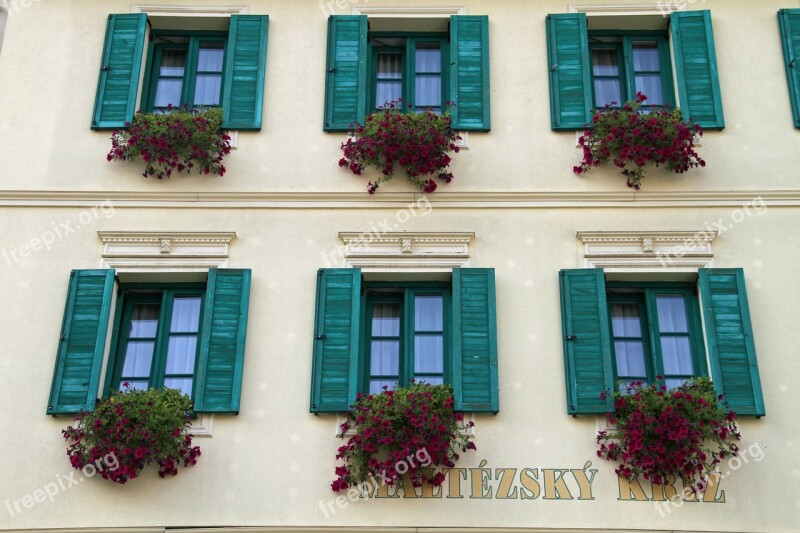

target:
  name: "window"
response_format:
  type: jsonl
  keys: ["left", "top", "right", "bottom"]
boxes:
{"left": 143, "top": 33, "right": 227, "bottom": 113}
{"left": 559, "top": 268, "right": 765, "bottom": 417}
{"left": 606, "top": 284, "right": 705, "bottom": 392}
{"left": 364, "top": 284, "right": 449, "bottom": 394}
{"left": 323, "top": 15, "right": 490, "bottom": 132}
{"left": 310, "top": 268, "right": 498, "bottom": 413}
{"left": 589, "top": 33, "right": 675, "bottom": 109}
{"left": 91, "top": 14, "right": 268, "bottom": 131}
{"left": 47, "top": 269, "right": 251, "bottom": 415}
{"left": 547, "top": 10, "right": 724, "bottom": 130}
{"left": 110, "top": 286, "right": 205, "bottom": 397}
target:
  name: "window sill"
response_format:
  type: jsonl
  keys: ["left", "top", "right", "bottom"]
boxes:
{"left": 190, "top": 413, "right": 214, "bottom": 437}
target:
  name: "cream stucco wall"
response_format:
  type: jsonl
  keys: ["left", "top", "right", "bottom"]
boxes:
{"left": 0, "top": 1, "right": 799, "bottom": 532}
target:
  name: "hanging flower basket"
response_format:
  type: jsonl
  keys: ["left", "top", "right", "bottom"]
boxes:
{"left": 331, "top": 383, "right": 475, "bottom": 492}
{"left": 574, "top": 93, "right": 705, "bottom": 189}
{"left": 63, "top": 386, "right": 201, "bottom": 484}
{"left": 338, "top": 101, "right": 461, "bottom": 194}
{"left": 107, "top": 106, "right": 231, "bottom": 179}
{"left": 596, "top": 377, "right": 740, "bottom": 491}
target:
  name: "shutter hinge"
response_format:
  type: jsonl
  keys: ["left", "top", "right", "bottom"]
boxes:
{"left": 315, "top": 334, "right": 327, "bottom": 340}
{"left": 550, "top": 64, "right": 558, "bottom": 72}
{"left": 565, "top": 335, "right": 576, "bottom": 341}
{"left": 327, "top": 67, "right": 337, "bottom": 73}
{"left": 100, "top": 66, "right": 110, "bottom": 72}
{"left": 791, "top": 59, "right": 796, "bottom": 68}
{"left": 59, "top": 334, "right": 66, "bottom": 341}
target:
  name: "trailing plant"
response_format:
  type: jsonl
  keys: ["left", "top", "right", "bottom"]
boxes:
{"left": 338, "top": 100, "right": 461, "bottom": 194}
{"left": 107, "top": 106, "right": 231, "bottom": 179}
{"left": 331, "top": 383, "right": 475, "bottom": 492}
{"left": 596, "top": 377, "right": 740, "bottom": 491}
{"left": 573, "top": 92, "right": 705, "bottom": 189}
{"left": 63, "top": 386, "right": 201, "bottom": 484}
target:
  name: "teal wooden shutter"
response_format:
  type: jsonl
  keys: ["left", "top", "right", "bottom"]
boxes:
{"left": 778, "top": 9, "right": 800, "bottom": 128}
{"left": 449, "top": 15, "right": 491, "bottom": 131}
{"left": 310, "top": 269, "right": 362, "bottom": 412}
{"left": 91, "top": 14, "right": 147, "bottom": 130}
{"left": 222, "top": 15, "right": 269, "bottom": 131}
{"left": 699, "top": 269, "right": 765, "bottom": 417}
{"left": 47, "top": 270, "right": 115, "bottom": 415}
{"left": 323, "top": 16, "right": 368, "bottom": 132}
{"left": 194, "top": 269, "right": 251, "bottom": 414}
{"left": 559, "top": 269, "right": 614, "bottom": 415}
{"left": 671, "top": 10, "right": 725, "bottom": 129}
{"left": 546, "top": 14, "right": 592, "bottom": 131}
{"left": 452, "top": 268, "right": 499, "bottom": 413}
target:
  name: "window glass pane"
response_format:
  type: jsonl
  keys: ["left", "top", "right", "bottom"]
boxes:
{"left": 164, "top": 377, "right": 193, "bottom": 397}
{"left": 415, "top": 76, "right": 441, "bottom": 107}
{"left": 415, "top": 295, "right": 443, "bottom": 331}
{"left": 414, "top": 335, "right": 443, "bottom": 374}
{"left": 591, "top": 49, "right": 619, "bottom": 76}
{"left": 416, "top": 43, "right": 441, "bottom": 73}
{"left": 130, "top": 304, "right": 160, "bottom": 337}
{"left": 122, "top": 341, "right": 155, "bottom": 378}
{"left": 194, "top": 74, "right": 222, "bottom": 106}
{"left": 154, "top": 79, "right": 184, "bottom": 108}
{"left": 614, "top": 341, "right": 647, "bottom": 377}
{"left": 632, "top": 42, "right": 660, "bottom": 71}
{"left": 635, "top": 74, "right": 664, "bottom": 105}
{"left": 370, "top": 340, "right": 400, "bottom": 376}
{"left": 122, "top": 380, "right": 149, "bottom": 391}
{"left": 377, "top": 52, "right": 402, "bottom": 79}
{"left": 611, "top": 303, "right": 642, "bottom": 337}
{"left": 376, "top": 82, "right": 402, "bottom": 108}
{"left": 661, "top": 336, "right": 694, "bottom": 375}
{"left": 594, "top": 79, "right": 622, "bottom": 108}
{"left": 371, "top": 303, "right": 400, "bottom": 336}
{"left": 664, "top": 378, "right": 687, "bottom": 390}
{"left": 159, "top": 49, "right": 186, "bottom": 76}
{"left": 370, "top": 379, "right": 397, "bottom": 394}
{"left": 416, "top": 376, "right": 444, "bottom": 386}
{"left": 197, "top": 44, "right": 224, "bottom": 72}
{"left": 170, "top": 297, "right": 201, "bottom": 333}
{"left": 656, "top": 295, "right": 688, "bottom": 332}
{"left": 165, "top": 337, "right": 198, "bottom": 374}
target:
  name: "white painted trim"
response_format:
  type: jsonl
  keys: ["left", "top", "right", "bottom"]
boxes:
{"left": 340, "top": 231, "right": 473, "bottom": 271}
{"left": 98, "top": 231, "right": 235, "bottom": 272}
{"left": 3, "top": 191, "right": 796, "bottom": 209}
{"left": 577, "top": 230, "right": 717, "bottom": 272}
{"left": 190, "top": 414, "right": 214, "bottom": 437}
{"left": 568, "top": 3, "right": 669, "bottom": 16}
{"left": 131, "top": 4, "right": 248, "bottom": 16}
{"left": 353, "top": 6, "right": 467, "bottom": 17}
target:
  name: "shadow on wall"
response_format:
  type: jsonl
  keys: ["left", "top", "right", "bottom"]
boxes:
{"left": 0, "top": 8, "right": 7, "bottom": 56}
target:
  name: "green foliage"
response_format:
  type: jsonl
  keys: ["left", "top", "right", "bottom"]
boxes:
{"left": 63, "top": 387, "right": 201, "bottom": 484}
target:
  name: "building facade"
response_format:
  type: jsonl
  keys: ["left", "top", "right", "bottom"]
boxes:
{"left": 0, "top": 0, "right": 798, "bottom": 531}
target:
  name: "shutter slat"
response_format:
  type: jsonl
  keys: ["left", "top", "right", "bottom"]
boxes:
{"left": 47, "top": 270, "right": 115, "bottom": 415}
{"left": 310, "top": 269, "right": 361, "bottom": 412}
{"left": 559, "top": 269, "right": 614, "bottom": 415}
{"left": 222, "top": 15, "right": 269, "bottom": 130}
{"left": 91, "top": 14, "right": 147, "bottom": 130}
{"left": 452, "top": 268, "right": 499, "bottom": 413}
{"left": 699, "top": 268, "right": 765, "bottom": 416}
{"left": 671, "top": 10, "right": 725, "bottom": 129}
{"left": 194, "top": 269, "right": 251, "bottom": 414}
{"left": 323, "top": 16, "right": 368, "bottom": 132}
{"left": 546, "top": 14, "right": 592, "bottom": 131}
{"left": 450, "top": 15, "right": 491, "bottom": 131}
{"left": 779, "top": 9, "right": 800, "bottom": 128}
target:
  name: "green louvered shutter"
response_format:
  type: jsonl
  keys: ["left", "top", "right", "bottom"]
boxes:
{"left": 91, "top": 14, "right": 147, "bottom": 130}
{"left": 452, "top": 268, "right": 499, "bottom": 413}
{"left": 449, "top": 16, "right": 491, "bottom": 131}
{"left": 222, "top": 15, "right": 269, "bottom": 131}
{"left": 310, "top": 269, "right": 362, "bottom": 412}
{"left": 47, "top": 270, "right": 115, "bottom": 415}
{"left": 671, "top": 10, "right": 724, "bottom": 129}
{"left": 559, "top": 269, "right": 614, "bottom": 415}
{"left": 699, "top": 269, "right": 765, "bottom": 417}
{"left": 323, "top": 16, "right": 368, "bottom": 132}
{"left": 546, "top": 14, "right": 592, "bottom": 131}
{"left": 778, "top": 9, "right": 800, "bottom": 128}
{"left": 194, "top": 269, "right": 251, "bottom": 414}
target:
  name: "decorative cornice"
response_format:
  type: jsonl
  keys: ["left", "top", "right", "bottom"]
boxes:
{"left": 98, "top": 231, "right": 236, "bottom": 272}
{"left": 131, "top": 4, "right": 248, "bottom": 15}
{"left": 577, "top": 230, "right": 717, "bottom": 272}
{"left": 2, "top": 190, "right": 798, "bottom": 208}
{"left": 340, "top": 232, "right": 474, "bottom": 271}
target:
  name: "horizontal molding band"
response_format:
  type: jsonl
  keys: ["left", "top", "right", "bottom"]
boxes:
{"left": 0, "top": 190, "right": 798, "bottom": 209}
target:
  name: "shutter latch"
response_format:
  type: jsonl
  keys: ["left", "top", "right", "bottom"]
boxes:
{"left": 59, "top": 334, "right": 66, "bottom": 341}
{"left": 100, "top": 66, "right": 110, "bottom": 72}
{"left": 791, "top": 59, "right": 796, "bottom": 68}
{"left": 327, "top": 67, "right": 337, "bottom": 73}
{"left": 564, "top": 335, "right": 576, "bottom": 341}
{"left": 315, "top": 334, "right": 327, "bottom": 340}
{"left": 550, "top": 64, "right": 558, "bottom": 71}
